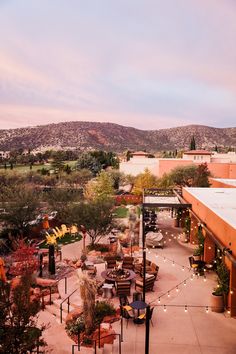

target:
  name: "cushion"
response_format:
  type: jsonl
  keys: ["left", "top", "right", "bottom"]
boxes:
{"left": 123, "top": 305, "right": 132, "bottom": 311}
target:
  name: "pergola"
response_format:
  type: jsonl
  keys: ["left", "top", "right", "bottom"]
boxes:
{"left": 141, "top": 188, "right": 192, "bottom": 302}
{"left": 141, "top": 188, "right": 192, "bottom": 354}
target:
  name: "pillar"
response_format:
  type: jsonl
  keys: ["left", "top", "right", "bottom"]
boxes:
{"left": 203, "top": 235, "right": 215, "bottom": 263}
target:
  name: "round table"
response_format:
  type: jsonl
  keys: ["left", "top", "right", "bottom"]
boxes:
{"left": 130, "top": 300, "right": 148, "bottom": 324}
{"left": 101, "top": 269, "right": 136, "bottom": 282}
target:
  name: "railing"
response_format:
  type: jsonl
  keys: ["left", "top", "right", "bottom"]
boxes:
{"left": 40, "top": 276, "right": 68, "bottom": 309}
{"left": 60, "top": 287, "right": 79, "bottom": 323}
{"left": 71, "top": 333, "right": 122, "bottom": 354}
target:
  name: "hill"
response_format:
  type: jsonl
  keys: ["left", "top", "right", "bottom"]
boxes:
{"left": 0, "top": 121, "right": 236, "bottom": 152}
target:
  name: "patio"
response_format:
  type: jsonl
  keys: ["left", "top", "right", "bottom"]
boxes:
{"left": 38, "top": 210, "right": 236, "bottom": 354}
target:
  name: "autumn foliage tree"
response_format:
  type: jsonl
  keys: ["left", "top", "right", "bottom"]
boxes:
{"left": 132, "top": 169, "right": 159, "bottom": 195}
{"left": 0, "top": 273, "right": 46, "bottom": 354}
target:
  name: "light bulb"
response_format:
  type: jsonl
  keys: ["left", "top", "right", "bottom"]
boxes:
{"left": 184, "top": 305, "right": 188, "bottom": 313}
{"left": 163, "top": 305, "right": 167, "bottom": 312}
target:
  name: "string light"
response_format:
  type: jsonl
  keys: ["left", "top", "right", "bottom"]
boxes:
{"left": 176, "top": 286, "right": 179, "bottom": 292}
{"left": 182, "top": 266, "right": 185, "bottom": 271}
{"left": 184, "top": 280, "right": 187, "bottom": 286}
{"left": 158, "top": 297, "right": 161, "bottom": 304}
{"left": 205, "top": 306, "right": 209, "bottom": 313}
{"left": 167, "top": 291, "right": 170, "bottom": 297}
{"left": 163, "top": 305, "right": 167, "bottom": 312}
{"left": 184, "top": 305, "right": 188, "bottom": 313}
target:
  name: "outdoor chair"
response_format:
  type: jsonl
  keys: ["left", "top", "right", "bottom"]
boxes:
{"left": 135, "top": 274, "right": 155, "bottom": 292}
{"left": 138, "top": 307, "right": 154, "bottom": 326}
{"left": 141, "top": 263, "right": 159, "bottom": 281}
{"left": 121, "top": 305, "right": 134, "bottom": 327}
{"left": 133, "top": 292, "right": 143, "bottom": 302}
{"left": 104, "top": 256, "right": 116, "bottom": 269}
{"left": 119, "top": 295, "right": 129, "bottom": 307}
{"left": 134, "top": 259, "right": 151, "bottom": 274}
{"left": 122, "top": 256, "right": 134, "bottom": 270}
{"left": 189, "top": 256, "right": 205, "bottom": 274}
{"left": 116, "top": 281, "right": 131, "bottom": 296}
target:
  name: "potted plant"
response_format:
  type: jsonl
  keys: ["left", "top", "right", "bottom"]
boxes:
{"left": 193, "top": 247, "right": 202, "bottom": 261}
{"left": 211, "top": 262, "right": 229, "bottom": 313}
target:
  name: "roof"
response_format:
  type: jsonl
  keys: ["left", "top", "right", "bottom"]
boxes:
{"left": 211, "top": 178, "right": 236, "bottom": 187}
{"left": 132, "top": 151, "right": 149, "bottom": 156}
{"left": 143, "top": 188, "right": 191, "bottom": 208}
{"left": 184, "top": 187, "right": 236, "bottom": 229}
{"left": 183, "top": 150, "right": 212, "bottom": 155}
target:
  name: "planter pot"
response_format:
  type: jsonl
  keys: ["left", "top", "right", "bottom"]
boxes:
{"left": 211, "top": 293, "right": 224, "bottom": 313}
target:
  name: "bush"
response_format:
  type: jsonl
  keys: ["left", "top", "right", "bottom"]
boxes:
{"left": 87, "top": 244, "right": 110, "bottom": 253}
{"left": 95, "top": 301, "right": 116, "bottom": 323}
{"left": 65, "top": 316, "right": 85, "bottom": 336}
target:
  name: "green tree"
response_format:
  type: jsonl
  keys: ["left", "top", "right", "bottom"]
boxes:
{"left": 193, "top": 163, "right": 211, "bottom": 187}
{"left": 45, "top": 188, "right": 80, "bottom": 222}
{"left": 132, "top": 169, "right": 159, "bottom": 195}
{"left": 77, "top": 152, "right": 102, "bottom": 176}
{"left": 84, "top": 170, "right": 114, "bottom": 201}
{"left": 68, "top": 198, "right": 114, "bottom": 244}
{"left": 0, "top": 186, "right": 40, "bottom": 234}
{"left": 190, "top": 136, "right": 196, "bottom": 150}
{"left": 0, "top": 273, "right": 46, "bottom": 354}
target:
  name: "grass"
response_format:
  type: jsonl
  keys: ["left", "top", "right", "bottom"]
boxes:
{"left": 0, "top": 160, "right": 78, "bottom": 174}
{"left": 113, "top": 206, "right": 128, "bottom": 218}
{"left": 38, "top": 233, "right": 82, "bottom": 249}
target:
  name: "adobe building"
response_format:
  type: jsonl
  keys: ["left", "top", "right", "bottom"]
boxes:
{"left": 183, "top": 187, "right": 236, "bottom": 316}
{"left": 120, "top": 150, "right": 236, "bottom": 179}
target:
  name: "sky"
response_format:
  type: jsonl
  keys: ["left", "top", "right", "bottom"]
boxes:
{"left": 0, "top": 0, "right": 236, "bottom": 130}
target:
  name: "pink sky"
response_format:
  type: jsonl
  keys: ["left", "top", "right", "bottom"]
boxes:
{"left": 0, "top": 0, "right": 236, "bottom": 130}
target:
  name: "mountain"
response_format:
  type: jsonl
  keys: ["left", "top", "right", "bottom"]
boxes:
{"left": 0, "top": 121, "right": 236, "bottom": 152}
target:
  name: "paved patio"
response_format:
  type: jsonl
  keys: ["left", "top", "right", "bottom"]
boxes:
{"left": 38, "top": 210, "right": 236, "bottom": 354}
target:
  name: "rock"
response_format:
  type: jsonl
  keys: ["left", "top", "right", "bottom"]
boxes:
{"left": 35, "top": 277, "right": 57, "bottom": 287}
{"left": 92, "top": 327, "right": 115, "bottom": 347}
{"left": 65, "top": 307, "right": 83, "bottom": 324}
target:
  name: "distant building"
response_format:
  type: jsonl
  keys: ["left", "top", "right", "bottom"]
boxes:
{"left": 182, "top": 150, "right": 212, "bottom": 163}
{"left": 0, "top": 151, "right": 10, "bottom": 159}
{"left": 120, "top": 150, "right": 236, "bottom": 179}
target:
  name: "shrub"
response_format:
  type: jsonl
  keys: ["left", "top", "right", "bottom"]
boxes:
{"left": 65, "top": 315, "right": 85, "bottom": 336}
{"left": 87, "top": 244, "right": 110, "bottom": 253}
{"left": 95, "top": 301, "right": 116, "bottom": 323}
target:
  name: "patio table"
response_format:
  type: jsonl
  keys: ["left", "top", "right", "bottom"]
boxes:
{"left": 130, "top": 300, "right": 148, "bottom": 324}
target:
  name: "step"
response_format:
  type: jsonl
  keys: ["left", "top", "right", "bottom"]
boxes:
{"left": 103, "top": 343, "right": 113, "bottom": 354}
{"left": 112, "top": 339, "right": 120, "bottom": 354}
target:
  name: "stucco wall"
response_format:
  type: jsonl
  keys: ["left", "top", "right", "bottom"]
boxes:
{"left": 183, "top": 188, "right": 236, "bottom": 258}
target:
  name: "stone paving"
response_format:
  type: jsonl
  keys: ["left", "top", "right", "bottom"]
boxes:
{"left": 38, "top": 210, "right": 236, "bottom": 354}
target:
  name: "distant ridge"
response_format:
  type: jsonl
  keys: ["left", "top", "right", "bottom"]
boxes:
{"left": 0, "top": 121, "right": 236, "bottom": 152}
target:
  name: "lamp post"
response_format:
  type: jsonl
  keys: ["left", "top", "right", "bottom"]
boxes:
{"left": 142, "top": 205, "right": 146, "bottom": 303}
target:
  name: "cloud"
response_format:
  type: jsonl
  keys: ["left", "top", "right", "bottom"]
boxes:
{"left": 0, "top": 0, "right": 236, "bottom": 130}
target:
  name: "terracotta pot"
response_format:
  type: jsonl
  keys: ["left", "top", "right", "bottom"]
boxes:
{"left": 211, "top": 293, "right": 224, "bottom": 313}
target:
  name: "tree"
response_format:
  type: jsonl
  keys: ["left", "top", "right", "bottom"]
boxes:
{"left": 84, "top": 170, "right": 114, "bottom": 201}
{"left": 0, "top": 273, "right": 46, "bottom": 354}
{"left": 77, "top": 152, "right": 102, "bottom": 176}
{"left": 159, "top": 165, "right": 197, "bottom": 188}
{"left": 190, "top": 136, "right": 196, "bottom": 150}
{"left": 45, "top": 188, "right": 80, "bottom": 222}
{"left": 132, "top": 169, "right": 159, "bottom": 195}
{"left": 192, "top": 163, "right": 211, "bottom": 187}
{"left": 0, "top": 186, "right": 40, "bottom": 235}
{"left": 68, "top": 198, "right": 114, "bottom": 244}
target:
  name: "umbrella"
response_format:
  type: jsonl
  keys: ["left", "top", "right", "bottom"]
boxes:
{"left": 130, "top": 300, "right": 148, "bottom": 310}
